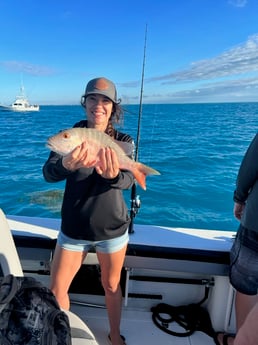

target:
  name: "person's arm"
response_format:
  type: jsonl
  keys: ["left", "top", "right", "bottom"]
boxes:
{"left": 43, "top": 151, "right": 72, "bottom": 182}
{"left": 234, "top": 133, "right": 258, "bottom": 204}
{"left": 233, "top": 202, "right": 245, "bottom": 221}
{"left": 43, "top": 141, "right": 99, "bottom": 182}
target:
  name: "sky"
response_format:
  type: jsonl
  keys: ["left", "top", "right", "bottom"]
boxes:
{"left": 1, "top": 0, "right": 258, "bottom": 105}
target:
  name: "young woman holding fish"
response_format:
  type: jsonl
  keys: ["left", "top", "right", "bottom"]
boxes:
{"left": 43, "top": 77, "right": 134, "bottom": 345}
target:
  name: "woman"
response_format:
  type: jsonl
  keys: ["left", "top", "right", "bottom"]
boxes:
{"left": 43, "top": 77, "right": 134, "bottom": 345}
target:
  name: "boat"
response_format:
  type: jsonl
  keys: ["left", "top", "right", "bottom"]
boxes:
{"left": 0, "top": 85, "right": 39, "bottom": 112}
{"left": 0, "top": 208, "right": 237, "bottom": 345}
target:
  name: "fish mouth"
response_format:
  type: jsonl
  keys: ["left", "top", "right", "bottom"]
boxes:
{"left": 46, "top": 138, "right": 55, "bottom": 150}
{"left": 46, "top": 142, "right": 54, "bottom": 151}
{"left": 46, "top": 138, "right": 65, "bottom": 155}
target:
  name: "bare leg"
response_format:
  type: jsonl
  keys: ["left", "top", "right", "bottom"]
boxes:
{"left": 235, "top": 292, "right": 258, "bottom": 330}
{"left": 217, "top": 292, "right": 258, "bottom": 345}
{"left": 97, "top": 244, "right": 127, "bottom": 345}
{"left": 234, "top": 301, "right": 258, "bottom": 345}
{"left": 50, "top": 244, "right": 87, "bottom": 310}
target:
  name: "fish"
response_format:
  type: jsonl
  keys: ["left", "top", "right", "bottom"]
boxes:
{"left": 46, "top": 127, "right": 160, "bottom": 190}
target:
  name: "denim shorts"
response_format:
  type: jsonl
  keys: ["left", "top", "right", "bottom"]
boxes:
{"left": 229, "top": 225, "right": 258, "bottom": 295}
{"left": 57, "top": 230, "right": 129, "bottom": 254}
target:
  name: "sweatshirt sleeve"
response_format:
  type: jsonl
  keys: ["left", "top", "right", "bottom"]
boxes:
{"left": 100, "top": 170, "right": 135, "bottom": 190}
{"left": 234, "top": 133, "right": 258, "bottom": 204}
{"left": 42, "top": 151, "right": 73, "bottom": 182}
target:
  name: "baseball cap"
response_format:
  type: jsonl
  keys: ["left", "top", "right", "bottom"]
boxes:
{"left": 83, "top": 77, "right": 119, "bottom": 103}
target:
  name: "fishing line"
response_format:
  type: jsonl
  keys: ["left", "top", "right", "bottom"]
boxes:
{"left": 134, "top": 24, "right": 147, "bottom": 162}
{"left": 129, "top": 24, "right": 148, "bottom": 234}
{"left": 142, "top": 105, "right": 159, "bottom": 167}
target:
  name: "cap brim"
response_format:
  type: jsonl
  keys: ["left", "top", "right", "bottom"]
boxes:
{"left": 85, "top": 91, "right": 119, "bottom": 104}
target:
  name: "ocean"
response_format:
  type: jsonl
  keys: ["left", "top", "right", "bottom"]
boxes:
{"left": 1, "top": 102, "right": 258, "bottom": 232}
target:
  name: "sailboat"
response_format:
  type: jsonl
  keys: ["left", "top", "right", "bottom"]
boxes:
{"left": 0, "top": 85, "right": 39, "bottom": 112}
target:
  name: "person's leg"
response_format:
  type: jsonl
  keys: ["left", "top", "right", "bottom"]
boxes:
{"left": 97, "top": 244, "right": 127, "bottom": 345}
{"left": 230, "top": 226, "right": 258, "bottom": 331}
{"left": 50, "top": 244, "right": 87, "bottom": 309}
{"left": 234, "top": 301, "right": 258, "bottom": 345}
{"left": 217, "top": 226, "right": 258, "bottom": 345}
{"left": 235, "top": 292, "right": 258, "bottom": 329}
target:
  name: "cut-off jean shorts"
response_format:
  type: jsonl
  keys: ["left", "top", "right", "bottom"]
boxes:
{"left": 229, "top": 224, "right": 258, "bottom": 295}
{"left": 57, "top": 230, "right": 129, "bottom": 254}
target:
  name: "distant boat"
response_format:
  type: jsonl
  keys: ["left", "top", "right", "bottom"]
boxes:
{"left": 0, "top": 85, "right": 39, "bottom": 112}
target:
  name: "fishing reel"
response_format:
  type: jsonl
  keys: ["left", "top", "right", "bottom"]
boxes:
{"left": 129, "top": 194, "right": 141, "bottom": 234}
{"left": 131, "top": 195, "right": 141, "bottom": 217}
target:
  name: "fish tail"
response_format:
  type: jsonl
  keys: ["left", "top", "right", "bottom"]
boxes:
{"left": 132, "top": 162, "right": 160, "bottom": 190}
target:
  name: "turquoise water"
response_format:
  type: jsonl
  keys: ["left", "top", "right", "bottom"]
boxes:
{"left": 1, "top": 103, "right": 258, "bottom": 231}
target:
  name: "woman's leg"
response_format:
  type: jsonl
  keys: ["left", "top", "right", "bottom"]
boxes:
{"left": 50, "top": 244, "right": 87, "bottom": 310}
{"left": 97, "top": 244, "right": 127, "bottom": 345}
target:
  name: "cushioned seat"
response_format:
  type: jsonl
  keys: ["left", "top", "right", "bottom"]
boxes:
{"left": 64, "top": 310, "right": 98, "bottom": 344}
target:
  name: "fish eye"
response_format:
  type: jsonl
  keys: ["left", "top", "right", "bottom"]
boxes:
{"left": 63, "top": 132, "right": 71, "bottom": 139}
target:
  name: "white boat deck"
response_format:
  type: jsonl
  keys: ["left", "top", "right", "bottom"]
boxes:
{"left": 70, "top": 303, "right": 217, "bottom": 345}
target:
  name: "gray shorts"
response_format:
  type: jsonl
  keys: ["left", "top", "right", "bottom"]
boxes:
{"left": 229, "top": 225, "right": 258, "bottom": 295}
{"left": 57, "top": 230, "right": 129, "bottom": 254}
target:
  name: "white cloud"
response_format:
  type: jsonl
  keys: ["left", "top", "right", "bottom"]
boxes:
{"left": 147, "top": 34, "right": 258, "bottom": 84}
{"left": 228, "top": 0, "right": 248, "bottom": 8}
{"left": 0, "top": 60, "right": 55, "bottom": 76}
{"left": 122, "top": 33, "right": 258, "bottom": 103}
{"left": 147, "top": 76, "right": 258, "bottom": 103}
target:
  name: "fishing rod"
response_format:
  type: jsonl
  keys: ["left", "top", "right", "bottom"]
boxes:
{"left": 129, "top": 24, "right": 148, "bottom": 234}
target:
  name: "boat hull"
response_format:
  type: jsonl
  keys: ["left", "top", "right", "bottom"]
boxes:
{"left": 0, "top": 104, "right": 39, "bottom": 112}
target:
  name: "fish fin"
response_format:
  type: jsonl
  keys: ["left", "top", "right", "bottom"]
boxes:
{"left": 133, "top": 162, "right": 160, "bottom": 190}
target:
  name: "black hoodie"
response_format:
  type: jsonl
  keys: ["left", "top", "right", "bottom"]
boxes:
{"left": 43, "top": 120, "right": 134, "bottom": 241}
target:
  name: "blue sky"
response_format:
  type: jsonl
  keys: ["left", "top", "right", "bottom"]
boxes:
{"left": 1, "top": 0, "right": 258, "bottom": 105}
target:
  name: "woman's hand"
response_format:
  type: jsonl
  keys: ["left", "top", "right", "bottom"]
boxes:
{"left": 62, "top": 142, "right": 97, "bottom": 170}
{"left": 95, "top": 147, "right": 120, "bottom": 179}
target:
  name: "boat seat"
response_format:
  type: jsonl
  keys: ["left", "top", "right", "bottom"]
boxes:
{"left": 0, "top": 208, "right": 99, "bottom": 345}
{"left": 0, "top": 209, "right": 24, "bottom": 277}
{"left": 64, "top": 310, "right": 98, "bottom": 344}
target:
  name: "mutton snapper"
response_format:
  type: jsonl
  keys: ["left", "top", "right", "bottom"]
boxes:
{"left": 46, "top": 127, "right": 160, "bottom": 190}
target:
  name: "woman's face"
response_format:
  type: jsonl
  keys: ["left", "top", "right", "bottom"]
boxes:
{"left": 86, "top": 94, "right": 113, "bottom": 130}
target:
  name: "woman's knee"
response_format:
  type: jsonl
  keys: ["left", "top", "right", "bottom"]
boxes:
{"left": 101, "top": 276, "right": 121, "bottom": 294}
